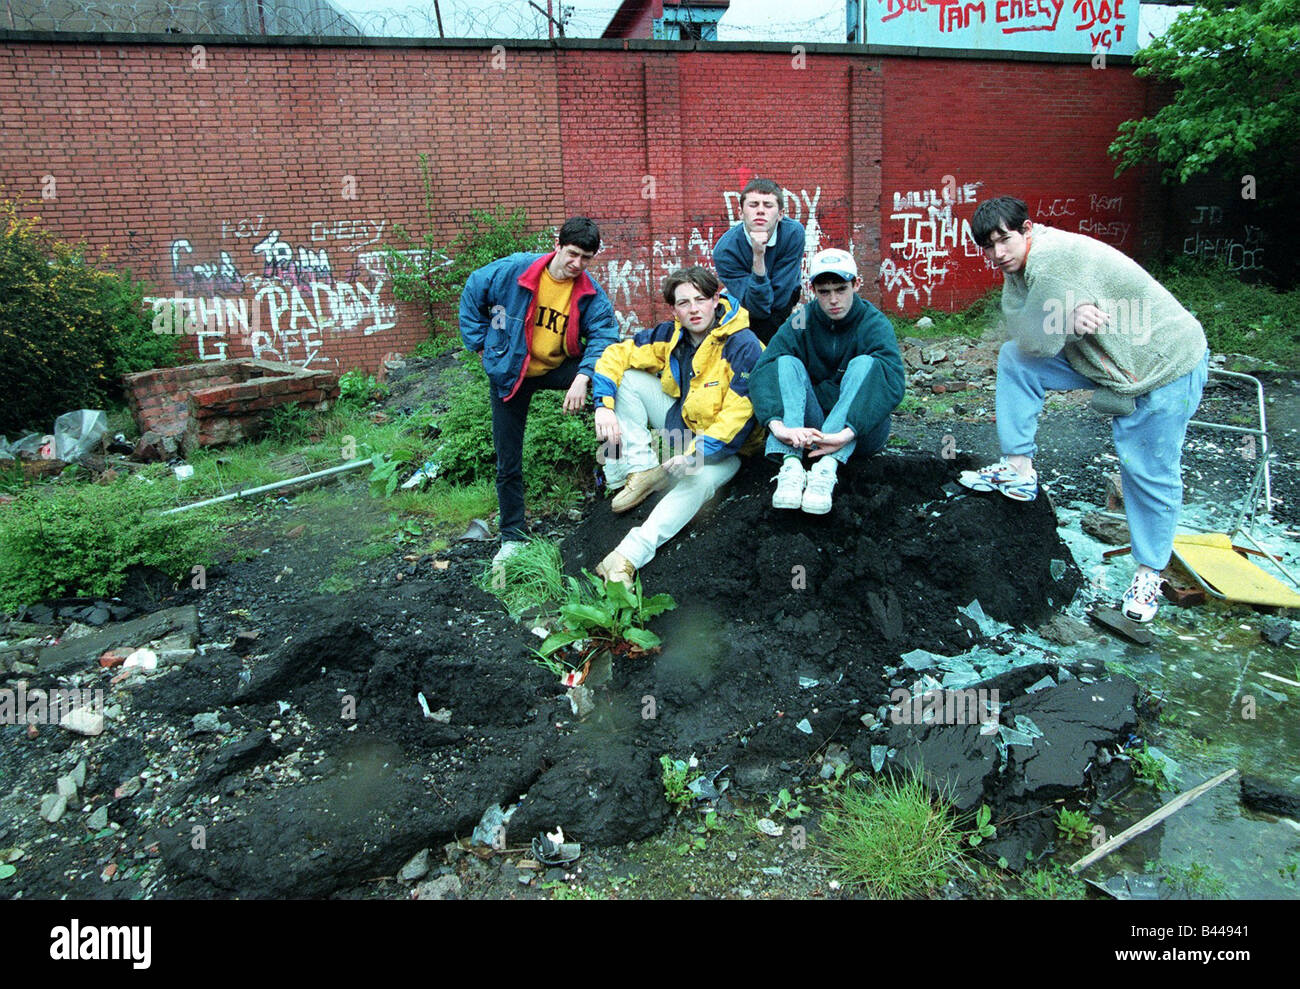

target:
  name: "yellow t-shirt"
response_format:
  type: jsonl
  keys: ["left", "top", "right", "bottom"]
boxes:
{"left": 526, "top": 268, "right": 575, "bottom": 377}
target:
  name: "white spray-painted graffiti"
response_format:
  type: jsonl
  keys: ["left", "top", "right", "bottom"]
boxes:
{"left": 880, "top": 181, "right": 985, "bottom": 309}
{"left": 607, "top": 186, "right": 829, "bottom": 336}
{"left": 1037, "top": 193, "right": 1131, "bottom": 246}
{"left": 880, "top": 186, "right": 1140, "bottom": 309}
{"left": 146, "top": 215, "right": 406, "bottom": 367}
{"left": 1076, "top": 193, "right": 1130, "bottom": 245}
{"left": 1183, "top": 204, "right": 1264, "bottom": 273}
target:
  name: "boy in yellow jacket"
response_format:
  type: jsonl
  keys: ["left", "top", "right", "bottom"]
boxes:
{"left": 590, "top": 266, "right": 763, "bottom": 587}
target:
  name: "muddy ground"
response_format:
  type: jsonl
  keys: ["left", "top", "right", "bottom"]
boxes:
{"left": 2, "top": 345, "right": 1296, "bottom": 900}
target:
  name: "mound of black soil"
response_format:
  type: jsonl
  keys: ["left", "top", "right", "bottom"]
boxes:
{"left": 6, "top": 453, "right": 1095, "bottom": 899}
{"left": 568, "top": 451, "right": 1077, "bottom": 630}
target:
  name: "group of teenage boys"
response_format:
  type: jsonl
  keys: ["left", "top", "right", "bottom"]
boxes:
{"left": 460, "top": 182, "right": 1209, "bottom": 624}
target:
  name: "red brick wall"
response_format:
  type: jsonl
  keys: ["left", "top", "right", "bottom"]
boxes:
{"left": 879, "top": 59, "right": 1149, "bottom": 312}
{"left": 0, "top": 39, "right": 1156, "bottom": 373}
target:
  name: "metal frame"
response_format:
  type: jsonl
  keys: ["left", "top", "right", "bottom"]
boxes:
{"left": 1098, "top": 368, "right": 1298, "bottom": 597}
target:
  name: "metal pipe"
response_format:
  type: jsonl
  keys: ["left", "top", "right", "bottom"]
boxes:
{"left": 1199, "top": 368, "right": 1272, "bottom": 510}
{"left": 161, "top": 458, "right": 372, "bottom": 514}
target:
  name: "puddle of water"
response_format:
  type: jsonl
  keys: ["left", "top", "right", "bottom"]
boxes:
{"left": 1045, "top": 504, "right": 1300, "bottom": 898}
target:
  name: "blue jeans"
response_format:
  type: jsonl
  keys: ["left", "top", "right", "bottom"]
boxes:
{"left": 995, "top": 341, "right": 1209, "bottom": 570}
{"left": 764, "top": 354, "right": 890, "bottom": 464}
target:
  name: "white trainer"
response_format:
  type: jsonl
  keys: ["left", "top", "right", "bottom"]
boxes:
{"left": 1121, "top": 569, "right": 1163, "bottom": 623}
{"left": 492, "top": 540, "right": 526, "bottom": 570}
{"left": 801, "top": 460, "right": 838, "bottom": 515}
{"left": 771, "top": 458, "right": 807, "bottom": 510}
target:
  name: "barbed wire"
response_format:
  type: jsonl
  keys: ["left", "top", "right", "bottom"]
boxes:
{"left": 0, "top": 0, "right": 581, "bottom": 38}
{"left": 1, "top": 0, "right": 847, "bottom": 41}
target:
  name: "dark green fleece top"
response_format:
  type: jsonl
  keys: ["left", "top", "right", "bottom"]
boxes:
{"left": 749, "top": 296, "right": 906, "bottom": 438}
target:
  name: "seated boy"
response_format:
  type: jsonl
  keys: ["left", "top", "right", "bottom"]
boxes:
{"left": 590, "top": 266, "right": 763, "bottom": 587}
{"left": 749, "top": 248, "right": 905, "bottom": 514}
{"left": 712, "top": 178, "right": 807, "bottom": 344}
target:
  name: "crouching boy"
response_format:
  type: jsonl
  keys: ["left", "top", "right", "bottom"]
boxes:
{"left": 590, "top": 266, "right": 763, "bottom": 587}
{"left": 749, "top": 248, "right": 905, "bottom": 514}
{"left": 959, "top": 195, "right": 1209, "bottom": 623}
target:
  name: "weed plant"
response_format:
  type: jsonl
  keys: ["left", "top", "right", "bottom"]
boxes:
{"left": 539, "top": 572, "right": 676, "bottom": 658}
{"left": 659, "top": 755, "right": 693, "bottom": 813}
{"left": 383, "top": 163, "right": 554, "bottom": 341}
{"left": 0, "top": 473, "right": 226, "bottom": 612}
{"left": 1056, "top": 807, "right": 1092, "bottom": 844}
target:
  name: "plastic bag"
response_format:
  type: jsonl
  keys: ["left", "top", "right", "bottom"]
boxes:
{"left": 53, "top": 410, "right": 108, "bottom": 460}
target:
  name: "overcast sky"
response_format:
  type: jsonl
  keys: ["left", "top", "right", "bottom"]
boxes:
{"left": 330, "top": 0, "right": 626, "bottom": 38}
{"left": 330, "top": 1, "right": 1176, "bottom": 45}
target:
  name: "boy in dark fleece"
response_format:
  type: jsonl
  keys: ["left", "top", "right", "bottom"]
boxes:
{"left": 749, "top": 248, "right": 905, "bottom": 515}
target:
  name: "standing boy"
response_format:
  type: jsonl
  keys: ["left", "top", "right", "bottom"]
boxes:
{"left": 459, "top": 216, "right": 619, "bottom": 566}
{"left": 961, "top": 195, "right": 1209, "bottom": 623}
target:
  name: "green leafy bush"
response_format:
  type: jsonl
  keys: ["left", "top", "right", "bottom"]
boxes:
{"left": 384, "top": 160, "right": 554, "bottom": 341}
{"left": 0, "top": 197, "right": 180, "bottom": 436}
{"left": 1153, "top": 258, "right": 1300, "bottom": 365}
{"left": 428, "top": 353, "right": 596, "bottom": 500}
{"left": 424, "top": 355, "right": 495, "bottom": 486}
{"left": 337, "top": 369, "right": 388, "bottom": 405}
{"left": 0, "top": 475, "right": 226, "bottom": 613}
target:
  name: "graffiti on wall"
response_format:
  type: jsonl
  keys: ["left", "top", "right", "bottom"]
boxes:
{"left": 145, "top": 214, "right": 407, "bottom": 367}
{"left": 606, "top": 186, "right": 831, "bottom": 336}
{"left": 1037, "top": 193, "right": 1130, "bottom": 246}
{"left": 871, "top": 0, "right": 1139, "bottom": 55}
{"left": 880, "top": 184, "right": 1140, "bottom": 310}
{"left": 1182, "top": 204, "right": 1264, "bottom": 273}
{"left": 879, "top": 180, "right": 986, "bottom": 309}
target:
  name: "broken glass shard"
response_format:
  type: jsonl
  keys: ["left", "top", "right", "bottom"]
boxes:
{"left": 871, "top": 745, "right": 888, "bottom": 773}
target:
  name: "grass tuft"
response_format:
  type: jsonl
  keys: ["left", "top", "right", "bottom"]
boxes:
{"left": 476, "top": 537, "right": 565, "bottom": 618}
{"left": 820, "top": 770, "right": 962, "bottom": 898}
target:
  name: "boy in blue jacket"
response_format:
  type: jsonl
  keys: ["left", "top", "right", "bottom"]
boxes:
{"left": 459, "top": 216, "right": 620, "bottom": 565}
{"left": 749, "top": 249, "right": 905, "bottom": 514}
{"left": 713, "top": 178, "right": 807, "bottom": 344}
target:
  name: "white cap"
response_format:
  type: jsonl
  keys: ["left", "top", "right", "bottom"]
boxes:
{"left": 808, "top": 248, "right": 858, "bottom": 282}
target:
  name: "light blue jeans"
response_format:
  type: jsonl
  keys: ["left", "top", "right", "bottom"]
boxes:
{"left": 765, "top": 354, "right": 890, "bottom": 464}
{"left": 995, "top": 341, "right": 1210, "bottom": 570}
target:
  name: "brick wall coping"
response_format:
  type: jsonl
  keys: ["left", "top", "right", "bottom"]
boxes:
{"left": 0, "top": 31, "right": 1134, "bottom": 66}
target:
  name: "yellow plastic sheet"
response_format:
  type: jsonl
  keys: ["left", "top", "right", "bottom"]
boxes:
{"left": 1172, "top": 533, "right": 1300, "bottom": 607}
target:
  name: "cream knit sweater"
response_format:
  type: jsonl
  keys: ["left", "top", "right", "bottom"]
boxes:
{"left": 1000, "top": 226, "right": 1207, "bottom": 396}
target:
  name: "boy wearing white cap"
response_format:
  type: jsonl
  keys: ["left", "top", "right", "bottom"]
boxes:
{"left": 748, "top": 249, "right": 906, "bottom": 514}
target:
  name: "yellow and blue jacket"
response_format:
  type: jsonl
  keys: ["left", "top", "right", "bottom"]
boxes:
{"left": 592, "top": 295, "right": 764, "bottom": 463}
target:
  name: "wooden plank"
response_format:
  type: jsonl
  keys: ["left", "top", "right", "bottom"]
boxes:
{"left": 1089, "top": 606, "right": 1156, "bottom": 645}
{"left": 1069, "top": 769, "right": 1238, "bottom": 874}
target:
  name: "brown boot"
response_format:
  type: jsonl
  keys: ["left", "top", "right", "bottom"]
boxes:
{"left": 611, "top": 465, "right": 668, "bottom": 513}
{"left": 595, "top": 550, "right": 636, "bottom": 590}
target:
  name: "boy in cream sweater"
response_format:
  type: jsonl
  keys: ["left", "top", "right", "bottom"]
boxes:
{"left": 961, "top": 196, "right": 1209, "bottom": 623}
